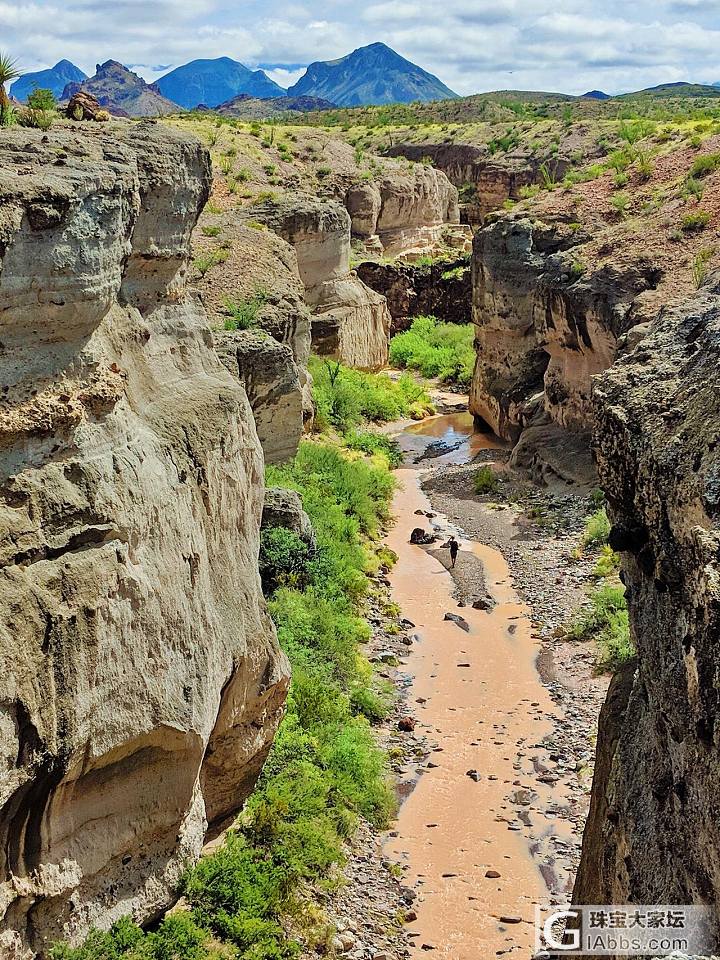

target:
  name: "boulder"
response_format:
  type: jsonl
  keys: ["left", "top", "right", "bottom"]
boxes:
{"left": 262, "top": 487, "right": 315, "bottom": 548}
{"left": 66, "top": 91, "right": 108, "bottom": 121}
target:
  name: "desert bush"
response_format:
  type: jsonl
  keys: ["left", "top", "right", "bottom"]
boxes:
{"left": 389, "top": 315, "right": 475, "bottom": 387}
{"left": 222, "top": 290, "right": 267, "bottom": 330}
{"left": 310, "top": 357, "right": 433, "bottom": 433}
{"left": 568, "top": 583, "right": 633, "bottom": 671}
{"left": 682, "top": 210, "right": 711, "bottom": 232}
{"left": 582, "top": 508, "right": 611, "bottom": 547}
{"left": 474, "top": 465, "right": 498, "bottom": 495}
{"left": 690, "top": 152, "right": 720, "bottom": 178}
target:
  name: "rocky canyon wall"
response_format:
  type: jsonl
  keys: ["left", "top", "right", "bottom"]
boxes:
{"left": 0, "top": 123, "right": 289, "bottom": 955}
{"left": 386, "top": 144, "right": 569, "bottom": 225}
{"left": 469, "top": 215, "right": 661, "bottom": 484}
{"left": 573, "top": 278, "right": 720, "bottom": 941}
{"left": 243, "top": 197, "right": 391, "bottom": 370}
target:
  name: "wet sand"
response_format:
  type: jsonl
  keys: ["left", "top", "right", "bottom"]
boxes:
{"left": 382, "top": 424, "right": 572, "bottom": 957}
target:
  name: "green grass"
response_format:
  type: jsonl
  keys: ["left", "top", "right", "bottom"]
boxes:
{"left": 52, "top": 438, "right": 397, "bottom": 960}
{"left": 222, "top": 291, "right": 268, "bottom": 330}
{"left": 389, "top": 315, "right": 476, "bottom": 387}
{"left": 474, "top": 465, "right": 498, "bottom": 495}
{"left": 568, "top": 583, "right": 633, "bottom": 672}
{"left": 582, "top": 508, "right": 611, "bottom": 547}
{"left": 310, "top": 357, "right": 433, "bottom": 433}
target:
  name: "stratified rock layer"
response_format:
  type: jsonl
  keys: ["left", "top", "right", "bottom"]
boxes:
{"left": 244, "top": 197, "right": 391, "bottom": 369}
{"left": 0, "top": 123, "right": 289, "bottom": 954}
{"left": 574, "top": 278, "right": 720, "bottom": 937}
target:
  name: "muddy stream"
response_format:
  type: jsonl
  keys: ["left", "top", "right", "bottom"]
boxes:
{"left": 382, "top": 414, "right": 573, "bottom": 958}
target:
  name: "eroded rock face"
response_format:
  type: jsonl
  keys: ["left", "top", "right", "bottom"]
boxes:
{"left": 0, "top": 124, "right": 289, "bottom": 954}
{"left": 386, "top": 143, "right": 569, "bottom": 225}
{"left": 335, "top": 166, "right": 460, "bottom": 257}
{"left": 244, "top": 197, "right": 391, "bottom": 370}
{"left": 573, "top": 279, "right": 720, "bottom": 934}
{"left": 190, "top": 219, "right": 313, "bottom": 452}
{"left": 215, "top": 331, "right": 303, "bottom": 464}
{"left": 469, "top": 216, "right": 661, "bottom": 483}
{"left": 356, "top": 257, "right": 471, "bottom": 329}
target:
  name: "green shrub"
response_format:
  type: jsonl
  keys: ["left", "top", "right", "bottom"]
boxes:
{"left": 388, "top": 315, "right": 475, "bottom": 387}
{"left": 593, "top": 545, "right": 621, "bottom": 579}
{"left": 690, "top": 152, "right": 720, "bottom": 178}
{"left": 474, "top": 465, "right": 498, "bottom": 495}
{"left": 582, "top": 508, "right": 611, "bottom": 547}
{"left": 344, "top": 430, "right": 403, "bottom": 467}
{"left": 568, "top": 583, "right": 633, "bottom": 671}
{"left": 260, "top": 527, "right": 312, "bottom": 593}
{"left": 310, "top": 358, "right": 433, "bottom": 433}
{"left": 682, "top": 210, "right": 711, "bottom": 232}
{"left": 222, "top": 291, "right": 267, "bottom": 330}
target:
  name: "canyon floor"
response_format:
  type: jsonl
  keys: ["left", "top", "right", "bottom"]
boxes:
{"left": 318, "top": 401, "right": 610, "bottom": 960}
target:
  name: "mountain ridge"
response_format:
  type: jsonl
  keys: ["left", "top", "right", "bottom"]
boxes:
{"left": 156, "top": 56, "right": 284, "bottom": 109}
{"left": 11, "top": 59, "right": 86, "bottom": 101}
{"left": 288, "top": 42, "right": 458, "bottom": 106}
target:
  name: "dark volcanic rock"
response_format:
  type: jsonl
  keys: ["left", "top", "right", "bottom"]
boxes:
{"left": 574, "top": 277, "right": 720, "bottom": 936}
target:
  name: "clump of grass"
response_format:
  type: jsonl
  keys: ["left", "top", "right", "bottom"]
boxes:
{"left": 610, "top": 192, "right": 630, "bottom": 217}
{"left": 201, "top": 225, "right": 221, "bottom": 237}
{"left": 593, "top": 545, "right": 621, "bottom": 579}
{"left": 193, "top": 247, "right": 229, "bottom": 277}
{"left": 568, "top": 583, "right": 633, "bottom": 672}
{"left": 582, "top": 508, "right": 611, "bottom": 547}
{"left": 682, "top": 210, "right": 711, "bottom": 232}
{"left": 689, "top": 152, "right": 720, "bottom": 178}
{"left": 474, "top": 465, "right": 498, "bottom": 495}
{"left": 389, "top": 315, "right": 475, "bottom": 387}
{"left": 692, "top": 246, "right": 716, "bottom": 288}
{"left": 222, "top": 290, "right": 268, "bottom": 330}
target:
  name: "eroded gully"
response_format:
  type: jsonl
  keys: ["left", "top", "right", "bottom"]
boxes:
{"left": 381, "top": 413, "right": 575, "bottom": 959}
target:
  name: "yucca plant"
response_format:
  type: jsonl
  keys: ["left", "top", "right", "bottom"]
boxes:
{"left": 0, "top": 52, "right": 21, "bottom": 126}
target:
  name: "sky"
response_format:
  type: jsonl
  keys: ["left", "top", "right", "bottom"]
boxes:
{"left": 3, "top": 0, "right": 720, "bottom": 96}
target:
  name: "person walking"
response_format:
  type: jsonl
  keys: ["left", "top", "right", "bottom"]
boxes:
{"left": 448, "top": 536, "right": 459, "bottom": 568}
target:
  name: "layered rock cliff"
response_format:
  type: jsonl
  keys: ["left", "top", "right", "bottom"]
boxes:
{"left": 469, "top": 215, "right": 661, "bottom": 484}
{"left": 242, "top": 197, "right": 391, "bottom": 370}
{"left": 190, "top": 218, "right": 312, "bottom": 462}
{"left": 0, "top": 123, "right": 289, "bottom": 955}
{"left": 333, "top": 166, "right": 464, "bottom": 257}
{"left": 386, "top": 144, "right": 570, "bottom": 225}
{"left": 573, "top": 278, "right": 720, "bottom": 936}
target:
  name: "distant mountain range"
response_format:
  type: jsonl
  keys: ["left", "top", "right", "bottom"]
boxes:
{"left": 155, "top": 57, "right": 284, "bottom": 108}
{"left": 10, "top": 47, "right": 720, "bottom": 115}
{"left": 287, "top": 43, "right": 458, "bottom": 106}
{"left": 10, "top": 59, "right": 86, "bottom": 101}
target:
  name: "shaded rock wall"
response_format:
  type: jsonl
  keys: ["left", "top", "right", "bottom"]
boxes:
{"left": 574, "top": 279, "right": 720, "bottom": 941}
{"left": 0, "top": 123, "right": 289, "bottom": 954}
{"left": 245, "top": 197, "right": 391, "bottom": 370}
{"left": 356, "top": 257, "right": 472, "bottom": 329}
{"left": 469, "top": 215, "right": 661, "bottom": 483}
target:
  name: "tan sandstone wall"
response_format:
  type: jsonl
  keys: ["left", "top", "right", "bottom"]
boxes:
{"left": 0, "top": 123, "right": 289, "bottom": 956}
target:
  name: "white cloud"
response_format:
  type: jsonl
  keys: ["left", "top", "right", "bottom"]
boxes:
{"left": 2, "top": 0, "right": 718, "bottom": 97}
